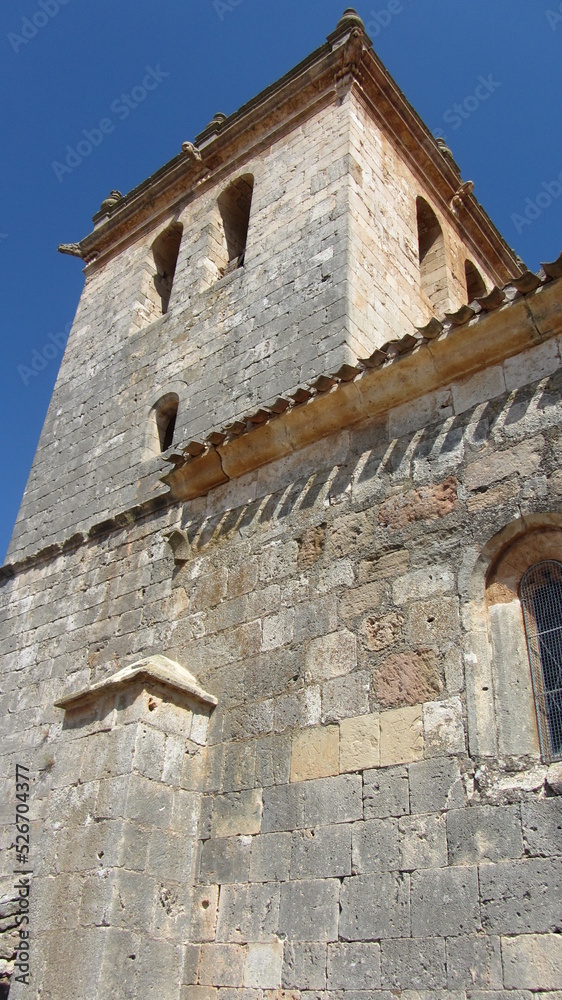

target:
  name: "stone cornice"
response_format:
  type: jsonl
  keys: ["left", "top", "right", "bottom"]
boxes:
{"left": 161, "top": 275, "right": 562, "bottom": 501}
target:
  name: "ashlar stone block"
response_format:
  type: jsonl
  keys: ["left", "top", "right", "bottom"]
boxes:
{"left": 363, "top": 765, "right": 409, "bottom": 819}
{"left": 379, "top": 705, "right": 423, "bottom": 767}
{"left": 302, "top": 773, "right": 363, "bottom": 827}
{"left": 305, "top": 629, "right": 357, "bottom": 683}
{"left": 199, "top": 943, "right": 245, "bottom": 987}
{"left": 327, "top": 941, "right": 381, "bottom": 989}
{"left": 381, "top": 936, "right": 447, "bottom": 990}
{"left": 411, "top": 866, "right": 480, "bottom": 937}
{"left": 290, "top": 824, "right": 351, "bottom": 879}
{"left": 250, "top": 831, "right": 292, "bottom": 882}
{"left": 351, "top": 817, "right": 399, "bottom": 874}
{"left": 447, "top": 804, "right": 524, "bottom": 865}
{"left": 290, "top": 725, "right": 339, "bottom": 782}
{"left": 282, "top": 941, "right": 327, "bottom": 990}
{"left": 211, "top": 789, "right": 263, "bottom": 838}
{"left": 502, "top": 932, "right": 562, "bottom": 990}
{"left": 340, "top": 712, "right": 380, "bottom": 772}
{"left": 278, "top": 879, "right": 339, "bottom": 942}
{"left": 244, "top": 941, "right": 284, "bottom": 989}
{"left": 339, "top": 872, "right": 410, "bottom": 941}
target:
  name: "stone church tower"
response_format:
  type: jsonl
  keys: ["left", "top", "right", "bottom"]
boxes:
{"left": 1, "top": 9, "right": 562, "bottom": 999}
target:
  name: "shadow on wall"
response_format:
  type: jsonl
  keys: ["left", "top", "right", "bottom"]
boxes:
{"left": 179, "top": 369, "right": 560, "bottom": 555}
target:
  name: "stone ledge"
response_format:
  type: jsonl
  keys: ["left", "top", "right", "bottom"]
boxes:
{"left": 163, "top": 279, "right": 562, "bottom": 502}
{"left": 55, "top": 654, "right": 217, "bottom": 711}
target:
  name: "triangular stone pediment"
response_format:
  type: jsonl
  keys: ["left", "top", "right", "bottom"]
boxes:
{"left": 55, "top": 654, "right": 217, "bottom": 710}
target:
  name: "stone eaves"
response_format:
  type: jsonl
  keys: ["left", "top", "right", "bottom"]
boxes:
{"left": 161, "top": 257, "right": 562, "bottom": 501}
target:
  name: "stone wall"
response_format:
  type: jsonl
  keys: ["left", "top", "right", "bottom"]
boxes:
{"left": 2, "top": 326, "right": 561, "bottom": 997}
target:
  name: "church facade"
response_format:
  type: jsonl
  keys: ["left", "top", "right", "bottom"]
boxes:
{"left": 1, "top": 10, "right": 562, "bottom": 998}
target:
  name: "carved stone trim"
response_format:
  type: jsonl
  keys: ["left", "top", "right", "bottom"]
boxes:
{"left": 55, "top": 654, "right": 217, "bottom": 710}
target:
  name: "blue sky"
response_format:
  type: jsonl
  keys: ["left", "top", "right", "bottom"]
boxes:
{"left": 1, "top": 0, "right": 561, "bottom": 564}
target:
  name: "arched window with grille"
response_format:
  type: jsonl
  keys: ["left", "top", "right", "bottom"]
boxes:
{"left": 520, "top": 560, "right": 562, "bottom": 762}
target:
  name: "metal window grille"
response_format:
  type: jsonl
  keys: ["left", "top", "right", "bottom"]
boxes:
{"left": 520, "top": 560, "right": 562, "bottom": 763}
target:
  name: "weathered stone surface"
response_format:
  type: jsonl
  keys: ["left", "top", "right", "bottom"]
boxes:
{"left": 327, "top": 942, "right": 381, "bottom": 989}
{"left": 399, "top": 813, "right": 447, "bottom": 870}
{"left": 374, "top": 649, "right": 443, "bottom": 709}
{"left": 502, "top": 932, "right": 562, "bottom": 990}
{"left": 250, "top": 832, "right": 292, "bottom": 882}
{"left": 378, "top": 477, "right": 458, "bottom": 529}
{"left": 393, "top": 564, "right": 455, "bottom": 606}
{"left": 290, "top": 726, "right": 339, "bottom": 783}
{"left": 422, "top": 697, "right": 465, "bottom": 756}
{"left": 303, "top": 773, "right": 363, "bottom": 827}
{"left": 305, "top": 629, "right": 357, "bottom": 683}
{"left": 290, "top": 824, "right": 351, "bottom": 879}
{"left": 464, "top": 437, "right": 543, "bottom": 491}
{"left": 297, "top": 524, "right": 326, "bottom": 570}
{"left": 212, "top": 790, "right": 263, "bottom": 838}
{"left": 321, "top": 671, "right": 370, "bottom": 723}
{"left": 447, "top": 805, "right": 524, "bottom": 864}
{"left": 411, "top": 866, "right": 480, "bottom": 937}
{"left": 521, "top": 799, "right": 562, "bottom": 856}
{"left": 409, "top": 757, "right": 464, "bottom": 815}
{"left": 262, "top": 783, "right": 305, "bottom": 833}
{"left": 479, "top": 857, "right": 562, "bottom": 934}
{"left": 199, "top": 944, "right": 245, "bottom": 987}
{"left": 340, "top": 713, "right": 380, "bottom": 772}
{"left": 351, "top": 818, "right": 399, "bottom": 874}
{"left": 340, "top": 873, "right": 410, "bottom": 941}
{"left": 278, "top": 879, "right": 339, "bottom": 941}
{"left": 446, "top": 933, "right": 503, "bottom": 989}
{"left": 380, "top": 936, "right": 447, "bottom": 990}
{"left": 191, "top": 885, "right": 220, "bottom": 942}
{"left": 379, "top": 705, "right": 423, "bottom": 766}
{"left": 282, "top": 941, "right": 327, "bottom": 990}
{"left": 360, "top": 611, "right": 404, "bottom": 652}
{"left": 199, "top": 836, "right": 251, "bottom": 884}
{"left": 216, "top": 882, "right": 280, "bottom": 942}
{"left": 244, "top": 941, "right": 284, "bottom": 989}
{"left": 363, "top": 765, "right": 410, "bottom": 819}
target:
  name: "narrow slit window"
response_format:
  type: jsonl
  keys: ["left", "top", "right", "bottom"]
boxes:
{"left": 416, "top": 197, "right": 449, "bottom": 314}
{"left": 465, "top": 260, "right": 486, "bottom": 302}
{"left": 152, "top": 223, "right": 183, "bottom": 315}
{"left": 217, "top": 174, "right": 254, "bottom": 276}
{"left": 154, "top": 393, "right": 179, "bottom": 452}
{"left": 520, "top": 560, "right": 562, "bottom": 762}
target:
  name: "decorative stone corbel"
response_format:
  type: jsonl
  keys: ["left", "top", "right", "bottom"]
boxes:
{"left": 164, "top": 528, "right": 190, "bottom": 564}
{"left": 57, "top": 242, "right": 84, "bottom": 258}
{"left": 181, "top": 141, "right": 202, "bottom": 163}
{"left": 335, "top": 27, "right": 366, "bottom": 98}
{"left": 451, "top": 180, "right": 474, "bottom": 214}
